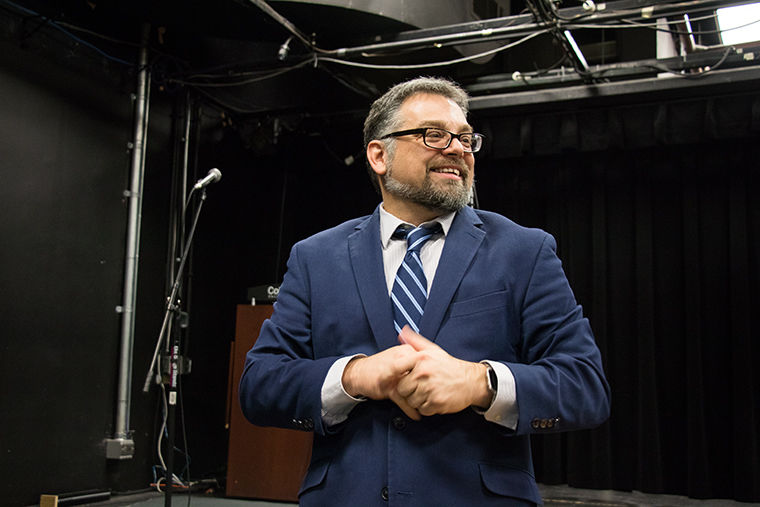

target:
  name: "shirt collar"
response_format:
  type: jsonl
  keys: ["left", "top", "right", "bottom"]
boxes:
{"left": 379, "top": 203, "right": 456, "bottom": 249}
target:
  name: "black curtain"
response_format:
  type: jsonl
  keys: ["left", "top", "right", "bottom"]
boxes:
{"left": 474, "top": 92, "right": 760, "bottom": 502}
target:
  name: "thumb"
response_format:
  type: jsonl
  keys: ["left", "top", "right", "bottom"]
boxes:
{"left": 398, "top": 325, "right": 436, "bottom": 351}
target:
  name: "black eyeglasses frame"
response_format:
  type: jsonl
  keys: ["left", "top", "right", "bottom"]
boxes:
{"left": 380, "top": 127, "right": 484, "bottom": 153}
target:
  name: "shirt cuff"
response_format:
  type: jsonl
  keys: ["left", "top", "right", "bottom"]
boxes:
{"left": 320, "top": 354, "right": 367, "bottom": 427}
{"left": 477, "top": 360, "right": 519, "bottom": 430}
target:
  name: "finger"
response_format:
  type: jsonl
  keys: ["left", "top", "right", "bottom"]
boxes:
{"left": 387, "top": 345, "right": 419, "bottom": 377}
{"left": 391, "top": 353, "right": 419, "bottom": 377}
{"left": 396, "top": 373, "right": 417, "bottom": 399}
{"left": 417, "top": 401, "right": 437, "bottom": 417}
{"left": 398, "top": 326, "right": 436, "bottom": 351}
{"left": 390, "top": 390, "right": 422, "bottom": 421}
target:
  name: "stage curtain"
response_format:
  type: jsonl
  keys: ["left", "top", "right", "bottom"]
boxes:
{"left": 475, "top": 92, "right": 760, "bottom": 502}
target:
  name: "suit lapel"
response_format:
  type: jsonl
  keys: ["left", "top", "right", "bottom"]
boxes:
{"left": 348, "top": 207, "right": 398, "bottom": 351}
{"left": 420, "top": 207, "right": 485, "bottom": 341}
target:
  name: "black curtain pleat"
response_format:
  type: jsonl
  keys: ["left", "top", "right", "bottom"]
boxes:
{"left": 474, "top": 91, "right": 760, "bottom": 501}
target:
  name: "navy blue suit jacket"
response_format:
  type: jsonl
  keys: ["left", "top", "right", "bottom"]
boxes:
{"left": 240, "top": 205, "right": 610, "bottom": 506}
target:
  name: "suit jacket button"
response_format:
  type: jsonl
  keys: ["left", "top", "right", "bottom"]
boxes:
{"left": 392, "top": 416, "right": 406, "bottom": 430}
{"left": 531, "top": 418, "right": 540, "bottom": 429}
{"left": 540, "top": 419, "right": 548, "bottom": 429}
{"left": 304, "top": 418, "right": 314, "bottom": 431}
{"left": 381, "top": 486, "right": 389, "bottom": 501}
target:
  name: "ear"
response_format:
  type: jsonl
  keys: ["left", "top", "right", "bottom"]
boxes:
{"left": 366, "top": 140, "right": 388, "bottom": 177}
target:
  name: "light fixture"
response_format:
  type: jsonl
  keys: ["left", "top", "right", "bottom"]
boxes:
{"left": 718, "top": 2, "right": 760, "bottom": 45}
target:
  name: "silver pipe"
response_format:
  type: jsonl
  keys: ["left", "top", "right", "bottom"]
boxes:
{"left": 113, "top": 22, "right": 151, "bottom": 451}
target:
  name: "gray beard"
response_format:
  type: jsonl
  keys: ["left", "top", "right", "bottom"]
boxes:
{"left": 382, "top": 171, "right": 471, "bottom": 213}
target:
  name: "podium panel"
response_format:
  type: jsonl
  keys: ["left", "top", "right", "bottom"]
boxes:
{"left": 226, "top": 305, "right": 313, "bottom": 501}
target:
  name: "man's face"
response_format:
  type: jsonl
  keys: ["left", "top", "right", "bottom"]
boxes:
{"left": 380, "top": 93, "right": 475, "bottom": 214}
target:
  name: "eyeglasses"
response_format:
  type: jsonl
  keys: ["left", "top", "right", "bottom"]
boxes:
{"left": 381, "top": 127, "right": 484, "bottom": 153}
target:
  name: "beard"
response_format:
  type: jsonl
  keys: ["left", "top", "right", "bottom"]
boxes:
{"left": 381, "top": 160, "right": 472, "bottom": 213}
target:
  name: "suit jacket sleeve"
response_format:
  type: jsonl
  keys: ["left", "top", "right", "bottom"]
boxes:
{"left": 506, "top": 233, "right": 610, "bottom": 435}
{"left": 238, "top": 241, "right": 338, "bottom": 436}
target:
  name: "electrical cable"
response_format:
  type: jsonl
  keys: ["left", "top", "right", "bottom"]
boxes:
{"left": 0, "top": 0, "right": 134, "bottom": 66}
{"left": 317, "top": 63, "right": 376, "bottom": 97}
{"left": 625, "top": 15, "right": 760, "bottom": 36}
{"left": 191, "top": 86, "right": 274, "bottom": 114}
{"left": 173, "top": 55, "right": 302, "bottom": 80}
{"left": 647, "top": 45, "right": 736, "bottom": 77}
{"left": 169, "top": 57, "right": 314, "bottom": 87}
{"left": 155, "top": 28, "right": 547, "bottom": 101}
{"left": 567, "top": 9, "right": 760, "bottom": 37}
{"left": 177, "top": 374, "right": 193, "bottom": 507}
{"left": 4, "top": 0, "right": 757, "bottom": 92}
{"left": 56, "top": 20, "right": 141, "bottom": 48}
{"left": 172, "top": 29, "right": 545, "bottom": 86}
{"left": 347, "top": 15, "right": 536, "bottom": 59}
{"left": 545, "top": 0, "right": 600, "bottom": 22}
{"left": 317, "top": 31, "right": 546, "bottom": 70}
{"left": 245, "top": 0, "right": 331, "bottom": 54}
{"left": 510, "top": 52, "right": 574, "bottom": 84}
{"left": 155, "top": 384, "right": 186, "bottom": 492}
{"left": 57, "top": 19, "right": 183, "bottom": 63}
{"left": 525, "top": 0, "right": 594, "bottom": 79}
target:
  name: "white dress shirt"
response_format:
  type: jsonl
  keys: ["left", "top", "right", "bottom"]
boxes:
{"left": 320, "top": 205, "right": 518, "bottom": 429}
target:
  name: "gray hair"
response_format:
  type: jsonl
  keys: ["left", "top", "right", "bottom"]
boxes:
{"left": 363, "top": 77, "right": 470, "bottom": 192}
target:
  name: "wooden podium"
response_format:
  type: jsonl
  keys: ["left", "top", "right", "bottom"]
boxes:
{"left": 226, "top": 304, "right": 313, "bottom": 501}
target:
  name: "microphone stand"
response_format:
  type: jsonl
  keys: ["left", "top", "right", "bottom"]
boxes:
{"left": 142, "top": 186, "right": 209, "bottom": 506}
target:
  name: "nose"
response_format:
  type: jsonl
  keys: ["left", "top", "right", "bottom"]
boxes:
{"left": 442, "top": 135, "right": 466, "bottom": 156}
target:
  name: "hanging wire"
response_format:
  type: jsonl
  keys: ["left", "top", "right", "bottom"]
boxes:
{"left": 4, "top": 0, "right": 759, "bottom": 92}
{"left": 168, "top": 58, "right": 315, "bottom": 87}
{"left": 316, "top": 31, "right": 546, "bottom": 70}
{"left": 0, "top": 0, "right": 134, "bottom": 66}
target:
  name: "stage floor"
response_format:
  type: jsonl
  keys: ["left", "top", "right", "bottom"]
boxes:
{"left": 81, "top": 484, "right": 756, "bottom": 507}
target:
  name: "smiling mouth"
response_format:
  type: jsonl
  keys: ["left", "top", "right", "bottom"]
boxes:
{"left": 430, "top": 167, "right": 463, "bottom": 178}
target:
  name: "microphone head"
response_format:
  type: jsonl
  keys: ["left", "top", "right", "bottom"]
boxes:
{"left": 209, "top": 168, "right": 222, "bottom": 182}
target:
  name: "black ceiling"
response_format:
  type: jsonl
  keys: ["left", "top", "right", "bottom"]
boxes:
{"left": 3, "top": 0, "right": 759, "bottom": 120}
{"left": 2, "top": 0, "right": 482, "bottom": 114}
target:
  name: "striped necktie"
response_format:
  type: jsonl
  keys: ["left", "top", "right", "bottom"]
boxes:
{"left": 391, "top": 223, "right": 442, "bottom": 335}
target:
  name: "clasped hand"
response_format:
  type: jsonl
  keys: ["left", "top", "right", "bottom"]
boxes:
{"left": 342, "top": 326, "right": 490, "bottom": 420}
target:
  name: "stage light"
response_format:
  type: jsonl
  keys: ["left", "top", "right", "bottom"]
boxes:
{"left": 718, "top": 2, "right": 760, "bottom": 45}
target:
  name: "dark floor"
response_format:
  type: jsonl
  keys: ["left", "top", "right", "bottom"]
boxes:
{"left": 81, "top": 484, "right": 758, "bottom": 507}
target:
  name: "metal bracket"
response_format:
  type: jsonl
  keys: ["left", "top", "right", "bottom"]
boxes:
{"left": 105, "top": 436, "right": 135, "bottom": 460}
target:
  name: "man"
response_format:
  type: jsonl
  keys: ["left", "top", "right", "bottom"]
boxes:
{"left": 239, "top": 77, "right": 610, "bottom": 506}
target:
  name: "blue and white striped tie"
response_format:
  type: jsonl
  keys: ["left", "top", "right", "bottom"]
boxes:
{"left": 391, "top": 223, "right": 442, "bottom": 335}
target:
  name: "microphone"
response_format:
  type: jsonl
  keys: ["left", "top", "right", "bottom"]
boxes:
{"left": 193, "top": 168, "right": 222, "bottom": 189}
{"left": 278, "top": 36, "right": 293, "bottom": 61}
